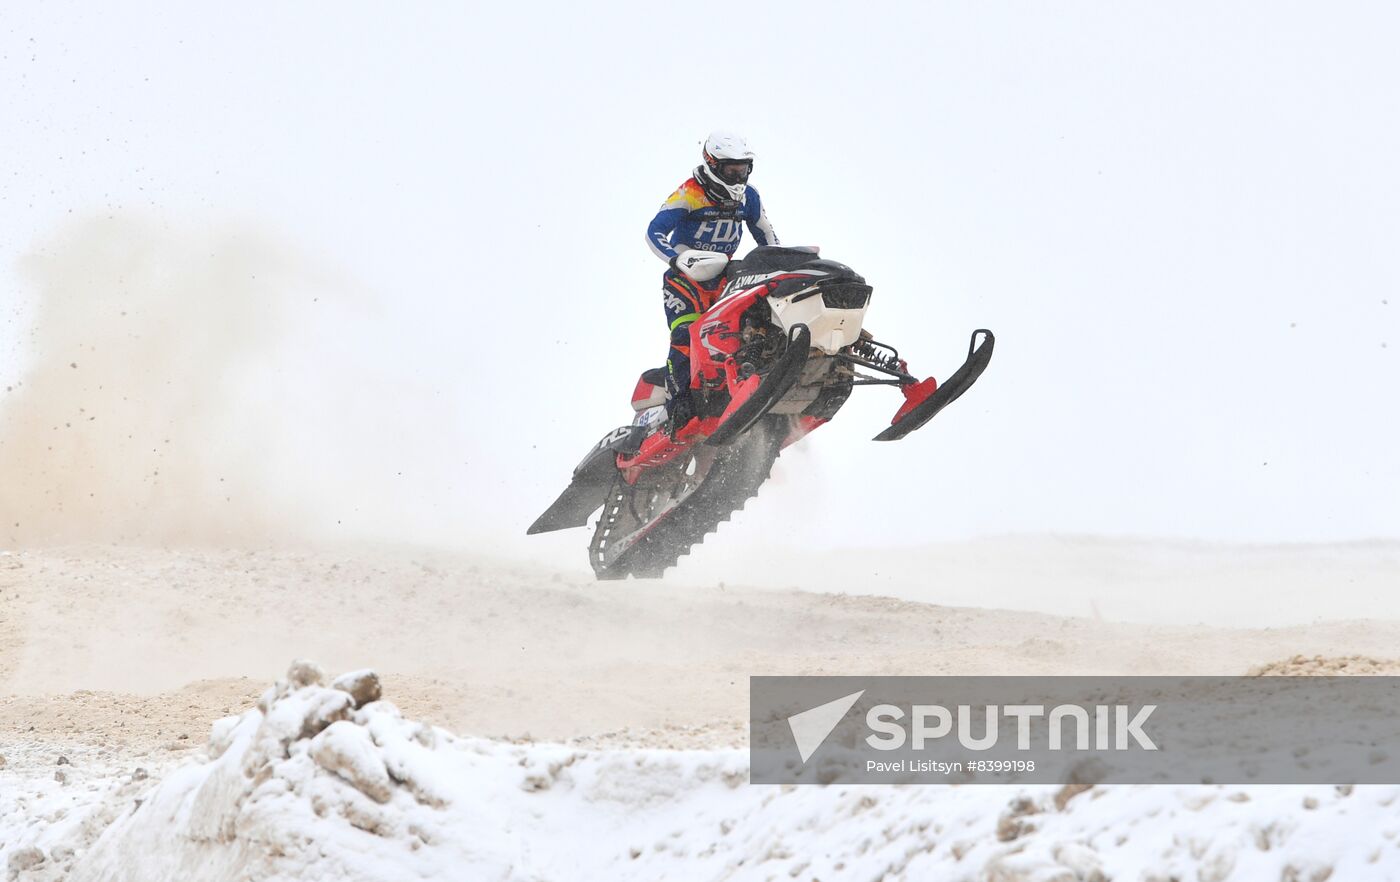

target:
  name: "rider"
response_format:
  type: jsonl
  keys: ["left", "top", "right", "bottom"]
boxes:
{"left": 646, "top": 131, "right": 779, "bottom": 434}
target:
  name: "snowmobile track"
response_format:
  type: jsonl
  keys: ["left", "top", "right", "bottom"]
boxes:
{"left": 591, "top": 417, "right": 785, "bottom": 580}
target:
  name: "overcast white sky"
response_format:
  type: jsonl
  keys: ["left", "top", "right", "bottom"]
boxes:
{"left": 1, "top": 2, "right": 1396, "bottom": 557}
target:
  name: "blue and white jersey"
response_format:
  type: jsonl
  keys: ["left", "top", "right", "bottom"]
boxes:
{"left": 646, "top": 177, "right": 779, "bottom": 263}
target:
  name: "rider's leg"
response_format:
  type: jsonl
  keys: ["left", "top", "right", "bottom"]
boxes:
{"left": 661, "top": 271, "right": 709, "bottom": 432}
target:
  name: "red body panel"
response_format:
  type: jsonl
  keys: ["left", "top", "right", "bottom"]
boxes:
{"left": 617, "top": 279, "right": 836, "bottom": 481}
{"left": 688, "top": 285, "right": 764, "bottom": 390}
{"left": 616, "top": 426, "right": 715, "bottom": 484}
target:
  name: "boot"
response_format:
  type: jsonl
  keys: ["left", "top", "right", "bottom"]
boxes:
{"left": 667, "top": 393, "right": 696, "bottom": 440}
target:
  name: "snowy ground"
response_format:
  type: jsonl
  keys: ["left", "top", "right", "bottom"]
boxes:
{"left": 4, "top": 660, "right": 1398, "bottom": 882}
{"left": 2, "top": 542, "right": 1399, "bottom": 880}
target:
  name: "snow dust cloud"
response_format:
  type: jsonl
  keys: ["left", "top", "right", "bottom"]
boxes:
{"left": 0, "top": 215, "right": 457, "bottom": 549}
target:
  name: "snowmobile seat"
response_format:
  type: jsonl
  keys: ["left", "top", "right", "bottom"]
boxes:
{"left": 725, "top": 245, "right": 822, "bottom": 279}
{"left": 631, "top": 368, "right": 670, "bottom": 411}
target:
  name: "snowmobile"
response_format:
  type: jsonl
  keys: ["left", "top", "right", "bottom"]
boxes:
{"left": 528, "top": 246, "right": 994, "bottom": 579}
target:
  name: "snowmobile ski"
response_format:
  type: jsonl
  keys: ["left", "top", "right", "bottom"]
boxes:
{"left": 873, "top": 329, "right": 994, "bottom": 442}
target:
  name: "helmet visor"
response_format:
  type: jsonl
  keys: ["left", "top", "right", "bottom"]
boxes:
{"left": 713, "top": 159, "right": 753, "bottom": 186}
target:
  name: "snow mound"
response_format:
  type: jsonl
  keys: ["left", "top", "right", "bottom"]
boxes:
{"left": 6, "top": 661, "right": 1396, "bottom": 881}
{"left": 62, "top": 661, "right": 470, "bottom": 881}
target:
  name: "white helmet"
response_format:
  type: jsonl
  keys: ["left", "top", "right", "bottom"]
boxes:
{"left": 698, "top": 131, "right": 755, "bottom": 202}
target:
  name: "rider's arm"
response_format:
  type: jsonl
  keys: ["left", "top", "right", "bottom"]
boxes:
{"left": 647, "top": 180, "right": 705, "bottom": 263}
{"left": 745, "top": 186, "right": 780, "bottom": 247}
{"left": 646, "top": 206, "right": 685, "bottom": 262}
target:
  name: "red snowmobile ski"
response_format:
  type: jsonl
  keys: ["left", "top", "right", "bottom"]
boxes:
{"left": 528, "top": 246, "right": 994, "bottom": 579}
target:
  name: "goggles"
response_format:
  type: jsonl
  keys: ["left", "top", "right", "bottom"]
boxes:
{"left": 713, "top": 159, "right": 753, "bottom": 185}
